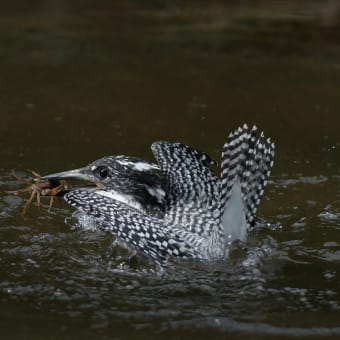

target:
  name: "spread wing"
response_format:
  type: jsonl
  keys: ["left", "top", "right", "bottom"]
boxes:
{"left": 219, "top": 125, "right": 275, "bottom": 243}
{"left": 64, "top": 190, "right": 208, "bottom": 266}
{"left": 220, "top": 125, "right": 275, "bottom": 227}
{"left": 151, "top": 141, "right": 221, "bottom": 237}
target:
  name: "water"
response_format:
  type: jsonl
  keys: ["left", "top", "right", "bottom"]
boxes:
{"left": 1, "top": 1, "right": 340, "bottom": 338}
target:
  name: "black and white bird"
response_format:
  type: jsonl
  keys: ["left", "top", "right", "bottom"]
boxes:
{"left": 41, "top": 124, "right": 275, "bottom": 267}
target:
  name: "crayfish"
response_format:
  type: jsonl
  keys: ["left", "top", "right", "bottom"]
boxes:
{"left": 6, "top": 171, "right": 68, "bottom": 217}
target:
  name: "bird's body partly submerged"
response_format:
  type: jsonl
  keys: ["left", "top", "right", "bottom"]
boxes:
{"left": 41, "top": 124, "right": 275, "bottom": 267}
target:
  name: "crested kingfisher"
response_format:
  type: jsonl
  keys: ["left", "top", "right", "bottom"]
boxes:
{"left": 41, "top": 124, "right": 275, "bottom": 267}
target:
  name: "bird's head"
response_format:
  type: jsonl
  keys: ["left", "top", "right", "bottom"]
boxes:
{"left": 40, "top": 155, "right": 166, "bottom": 216}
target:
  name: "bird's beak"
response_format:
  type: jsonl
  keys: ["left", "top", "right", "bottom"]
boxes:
{"left": 40, "top": 167, "right": 101, "bottom": 187}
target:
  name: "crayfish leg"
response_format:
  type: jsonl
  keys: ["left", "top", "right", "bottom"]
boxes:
{"left": 36, "top": 192, "right": 44, "bottom": 215}
{"left": 6, "top": 187, "right": 33, "bottom": 195}
{"left": 48, "top": 197, "right": 54, "bottom": 212}
{"left": 12, "top": 170, "right": 34, "bottom": 186}
{"left": 21, "top": 189, "right": 37, "bottom": 218}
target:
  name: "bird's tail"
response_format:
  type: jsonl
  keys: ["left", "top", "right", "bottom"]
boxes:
{"left": 219, "top": 124, "right": 275, "bottom": 241}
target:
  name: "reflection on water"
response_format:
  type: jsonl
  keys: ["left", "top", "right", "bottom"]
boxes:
{"left": 1, "top": 1, "right": 340, "bottom": 339}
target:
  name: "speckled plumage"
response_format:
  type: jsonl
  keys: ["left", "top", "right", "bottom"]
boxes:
{"left": 43, "top": 125, "right": 275, "bottom": 267}
{"left": 220, "top": 125, "right": 275, "bottom": 226}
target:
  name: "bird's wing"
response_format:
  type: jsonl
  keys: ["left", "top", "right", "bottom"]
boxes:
{"left": 64, "top": 189, "right": 207, "bottom": 266}
{"left": 220, "top": 124, "right": 275, "bottom": 242}
{"left": 151, "top": 141, "right": 221, "bottom": 237}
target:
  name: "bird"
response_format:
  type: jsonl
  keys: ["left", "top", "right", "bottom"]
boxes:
{"left": 41, "top": 124, "right": 275, "bottom": 267}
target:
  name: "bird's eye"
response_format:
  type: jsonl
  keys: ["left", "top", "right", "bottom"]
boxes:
{"left": 96, "top": 166, "right": 108, "bottom": 179}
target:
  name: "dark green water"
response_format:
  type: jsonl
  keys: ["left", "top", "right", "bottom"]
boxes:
{"left": 1, "top": 1, "right": 340, "bottom": 339}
